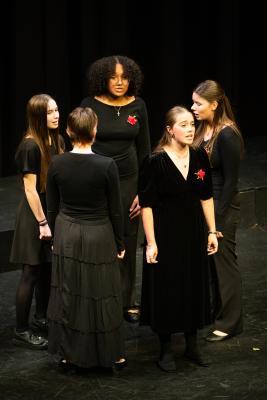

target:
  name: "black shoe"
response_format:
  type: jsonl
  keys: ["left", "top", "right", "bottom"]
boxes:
{"left": 157, "top": 352, "right": 177, "bottom": 373}
{"left": 31, "top": 316, "right": 48, "bottom": 333}
{"left": 13, "top": 329, "right": 48, "bottom": 350}
{"left": 123, "top": 311, "right": 139, "bottom": 323}
{"left": 205, "top": 332, "right": 230, "bottom": 342}
{"left": 113, "top": 359, "right": 127, "bottom": 371}
{"left": 57, "top": 359, "right": 77, "bottom": 373}
{"left": 184, "top": 350, "right": 209, "bottom": 367}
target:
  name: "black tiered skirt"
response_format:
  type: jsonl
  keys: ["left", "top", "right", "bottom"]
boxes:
{"left": 47, "top": 213, "right": 125, "bottom": 368}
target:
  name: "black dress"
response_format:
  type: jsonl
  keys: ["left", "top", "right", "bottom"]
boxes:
{"left": 139, "top": 148, "right": 213, "bottom": 333}
{"left": 10, "top": 138, "right": 52, "bottom": 265}
{"left": 46, "top": 152, "right": 125, "bottom": 368}
{"left": 80, "top": 96, "right": 151, "bottom": 308}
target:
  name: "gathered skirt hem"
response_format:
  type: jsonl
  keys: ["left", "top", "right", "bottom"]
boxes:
{"left": 48, "top": 320, "right": 125, "bottom": 368}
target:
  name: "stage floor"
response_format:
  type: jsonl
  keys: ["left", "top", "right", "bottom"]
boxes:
{"left": 0, "top": 135, "right": 267, "bottom": 399}
{"left": 0, "top": 225, "right": 267, "bottom": 399}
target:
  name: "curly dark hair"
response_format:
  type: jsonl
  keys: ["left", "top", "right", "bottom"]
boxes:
{"left": 86, "top": 55, "right": 143, "bottom": 96}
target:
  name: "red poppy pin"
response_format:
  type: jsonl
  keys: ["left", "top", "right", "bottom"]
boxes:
{"left": 127, "top": 115, "right": 137, "bottom": 125}
{"left": 195, "top": 169, "right": 206, "bottom": 181}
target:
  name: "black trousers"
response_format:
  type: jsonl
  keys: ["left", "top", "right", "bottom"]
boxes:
{"left": 119, "top": 173, "right": 139, "bottom": 308}
{"left": 211, "top": 194, "right": 243, "bottom": 335}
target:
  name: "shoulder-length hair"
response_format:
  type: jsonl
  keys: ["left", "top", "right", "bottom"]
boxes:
{"left": 86, "top": 55, "right": 143, "bottom": 97}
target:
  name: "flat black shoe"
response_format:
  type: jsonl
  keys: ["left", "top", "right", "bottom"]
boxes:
{"left": 13, "top": 329, "right": 48, "bottom": 350}
{"left": 205, "top": 332, "right": 230, "bottom": 342}
{"left": 157, "top": 352, "right": 177, "bottom": 373}
{"left": 57, "top": 359, "right": 77, "bottom": 373}
{"left": 31, "top": 316, "right": 48, "bottom": 333}
{"left": 113, "top": 359, "right": 127, "bottom": 371}
{"left": 123, "top": 311, "right": 139, "bottom": 323}
{"left": 184, "top": 350, "right": 209, "bottom": 367}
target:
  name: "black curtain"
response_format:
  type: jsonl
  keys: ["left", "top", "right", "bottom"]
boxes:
{"left": 1, "top": 0, "right": 265, "bottom": 177}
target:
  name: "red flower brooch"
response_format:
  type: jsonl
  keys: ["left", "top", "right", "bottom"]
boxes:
{"left": 195, "top": 169, "right": 206, "bottom": 181}
{"left": 127, "top": 115, "right": 137, "bottom": 125}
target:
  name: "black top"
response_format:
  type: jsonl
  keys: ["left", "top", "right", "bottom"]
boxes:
{"left": 46, "top": 152, "right": 124, "bottom": 252}
{"left": 15, "top": 137, "right": 58, "bottom": 206}
{"left": 15, "top": 138, "right": 42, "bottom": 191}
{"left": 80, "top": 97, "right": 151, "bottom": 178}
{"left": 203, "top": 127, "right": 242, "bottom": 230}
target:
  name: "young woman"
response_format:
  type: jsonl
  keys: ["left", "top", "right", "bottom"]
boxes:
{"left": 10, "top": 94, "right": 62, "bottom": 349}
{"left": 139, "top": 106, "right": 218, "bottom": 372}
{"left": 46, "top": 107, "right": 126, "bottom": 371}
{"left": 192, "top": 80, "right": 244, "bottom": 341}
{"left": 80, "top": 55, "right": 151, "bottom": 323}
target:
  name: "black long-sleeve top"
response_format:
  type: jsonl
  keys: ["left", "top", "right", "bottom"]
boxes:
{"left": 205, "top": 126, "right": 242, "bottom": 230}
{"left": 46, "top": 152, "right": 124, "bottom": 252}
{"left": 80, "top": 97, "right": 151, "bottom": 178}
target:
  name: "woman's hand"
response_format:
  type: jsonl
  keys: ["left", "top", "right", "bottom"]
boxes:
{"left": 129, "top": 195, "right": 141, "bottom": 219}
{"left": 39, "top": 224, "right": 52, "bottom": 240}
{"left": 216, "top": 230, "right": 224, "bottom": 238}
{"left": 146, "top": 243, "right": 158, "bottom": 264}
{"left": 207, "top": 233, "right": 218, "bottom": 255}
{"left": 117, "top": 250, "right": 126, "bottom": 259}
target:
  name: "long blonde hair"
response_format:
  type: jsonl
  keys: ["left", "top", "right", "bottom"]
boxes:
{"left": 192, "top": 80, "right": 243, "bottom": 157}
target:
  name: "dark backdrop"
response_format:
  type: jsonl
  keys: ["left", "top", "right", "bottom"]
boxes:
{"left": 0, "top": 0, "right": 265, "bottom": 177}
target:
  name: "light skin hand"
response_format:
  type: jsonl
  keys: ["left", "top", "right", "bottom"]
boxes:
{"left": 216, "top": 231, "right": 224, "bottom": 238}
{"left": 117, "top": 250, "right": 125, "bottom": 259}
{"left": 207, "top": 233, "right": 218, "bottom": 255}
{"left": 129, "top": 195, "right": 141, "bottom": 219}
{"left": 39, "top": 224, "right": 52, "bottom": 240}
{"left": 146, "top": 243, "right": 158, "bottom": 264}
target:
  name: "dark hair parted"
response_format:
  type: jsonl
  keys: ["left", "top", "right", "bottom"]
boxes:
{"left": 24, "top": 94, "right": 61, "bottom": 192}
{"left": 67, "top": 107, "right": 98, "bottom": 145}
{"left": 86, "top": 55, "right": 143, "bottom": 96}
{"left": 154, "top": 106, "right": 192, "bottom": 153}
{"left": 193, "top": 80, "right": 244, "bottom": 157}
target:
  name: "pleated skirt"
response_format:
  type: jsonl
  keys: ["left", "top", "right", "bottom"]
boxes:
{"left": 47, "top": 213, "right": 125, "bottom": 368}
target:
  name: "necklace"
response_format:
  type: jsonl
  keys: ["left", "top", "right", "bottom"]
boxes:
{"left": 114, "top": 106, "right": 122, "bottom": 117}
{"left": 170, "top": 149, "right": 189, "bottom": 169}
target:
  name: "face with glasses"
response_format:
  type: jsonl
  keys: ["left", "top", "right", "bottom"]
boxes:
{"left": 107, "top": 63, "right": 130, "bottom": 98}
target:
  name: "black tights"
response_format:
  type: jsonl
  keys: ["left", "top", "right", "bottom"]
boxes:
{"left": 158, "top": 330, "right": 198, "bottom": 355}
{"left": 15, "top": 263, "right": 51, "bottom": 331}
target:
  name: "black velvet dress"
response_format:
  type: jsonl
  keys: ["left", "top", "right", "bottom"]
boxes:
{"left": 139, "top": 148, "right": 213, "bottom": 334}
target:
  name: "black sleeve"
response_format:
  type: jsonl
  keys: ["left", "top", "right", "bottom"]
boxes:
{"left": 215, "top": 129, "right": 241, "bottom": 229}
{"left": 46, "top": 159, "right": 60, "bottom": 235}
{"left": 106, "top": 160, "right": 125, "bottom": 252}
{"left": 15, "top": 139, "right": 41, "bottom": 175}
{"left": 197, "top": 148, "right": 213, "bottom": 200}
{"left": 138, "top": 155, "right": 159, "bottom": 208}
{"left": 135, "top": 99, "right": 151, "bottom": 168}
